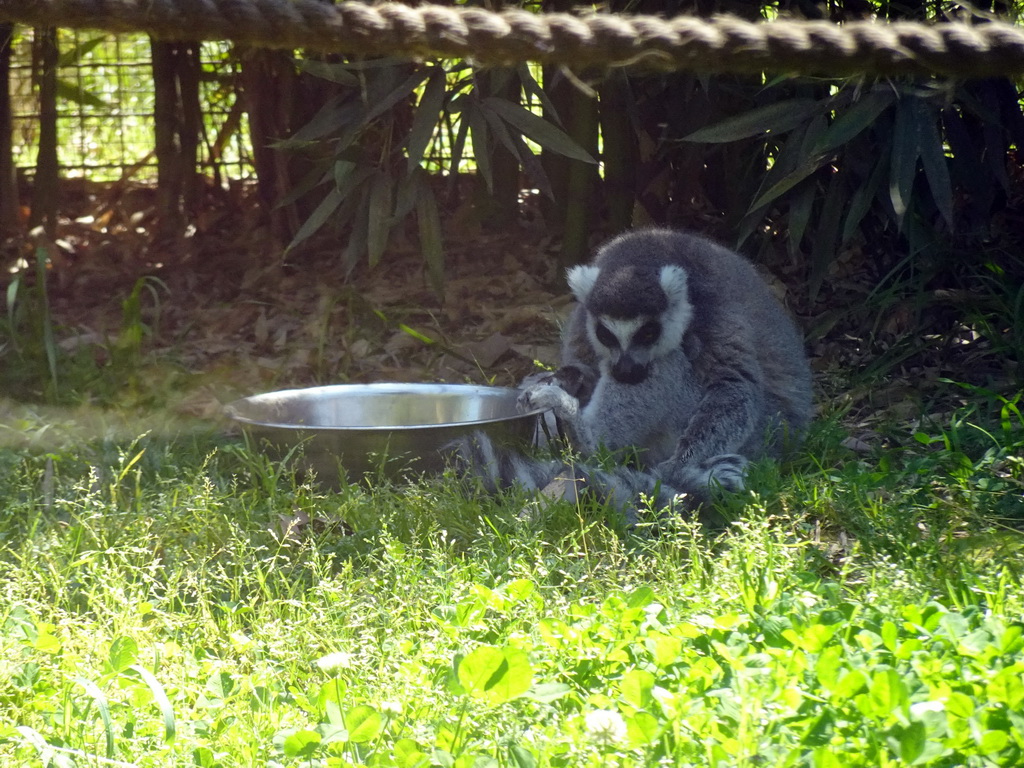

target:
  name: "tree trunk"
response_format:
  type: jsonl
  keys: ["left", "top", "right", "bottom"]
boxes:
{"left": 240, "top": 47, "right": 302, "bottom": 242}
{"left": 29, "top": 27, "right": 58, "bottom": 235}
{"left": 599, "top": 72, "right": 637, "bottom": 235}
{"left": 0, "top": 23, "right": 18, "bottom": 237}
{"left": 151, "top": 39, "right": 202, "bottom": 240}
{"left": 475, "top": 68, "right": 521, "bottom": 232}
{"left": 559, "top": 78, "right": 599, "bottom": 268}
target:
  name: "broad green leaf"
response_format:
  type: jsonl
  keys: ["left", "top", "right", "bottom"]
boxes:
{"left": 978, "top": 730, "right": 1010, "bottom": 754}
{"left": 345, "top": 704, "right": 382, "bottom": 743}
{"left": 813, "top": 744, "right": 843, "bottom": 768}
{"left": 457, "top": 645, "right": 533, "bottom": 706}
{"left": 107, "top": 638, "right": 137, "bottom": 671}
{"left": 317, "top": 676, "right": 347, "bottom": 725}
{"left": 625, "top": 711, "right": 661, "bottom": 748}
{"left": 683, "top": 98, "right": 820, "bottom": 143}
{"left": 945, "top": 691, "right": 974, "bottom": 719}
{"left": 783, "top": 623, "right": 837, "bottom": 653}
{"left": 523, "top": 682, "right": 571, "bottom": 703}
{"left": 503, "top": 578, "right": 537, "bottom": 604}
{"left": 988, "top": 666, "right": 1024, "bottom": 709}
{"left": 619, "top": 669, "right": 655, "bottom": 709}
{"left": 627, "top": 586, "right": 656, "bottom": 609}
{"left": 869, "top": 668, "right": 908, "bottom": 714}
{"left": 508, "top": 744, "right": 537, "bottom": 768}
{"left": 998, "top": 623, "right": 1024, "bottom": 655}
{"left": 896, "top": 720, "right": 926, "bottom": 764}
{"left": 483, "top": 96, "right": 596, "bottom": 163}
{"left": 394, "top": 738, "right": 428, "bottom": 768}
{"left": 282, "top": 729, "right": 321, "bottom": 759}
{"left": 830, "top": 668, "right": 868, "bottom": 701}
{"left": 127, "top": 664, "right": 176, "bottom": 744}
{"left": 367, "top": 173, "right": 394, "bottom": 268}
{"left": 406, "top": 67, "right": 448, "bottom": 174}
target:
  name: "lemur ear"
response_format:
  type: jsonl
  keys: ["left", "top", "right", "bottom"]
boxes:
{"left": 659, "top": 265, "right": 689, "bottom": 306}
{"left": 566, "top": 265, "right": 600, "bottom": 303}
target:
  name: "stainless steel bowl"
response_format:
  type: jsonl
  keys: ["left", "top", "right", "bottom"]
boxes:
{"left": 225, "top": 383, "right": 545, "bottom": 484}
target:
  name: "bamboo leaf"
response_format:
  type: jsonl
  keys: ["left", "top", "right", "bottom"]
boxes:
{"left": 394, "top": 167, "right": 422, "bottom": 222}
{"left": 55, "top": 79, "right": 110, "bottom": 109}
{"left": 448, "top": 107, "right": 470, "bottom": 179}
{"left": 809, "top": 170, "right": 846, "bottom": 303}
{"left": 286, "top": 186, "right": 344, "bottom": 253}
{"left": 343, "top": 193, "right": 371, "bottom": 272}
{"left": 507, "top": 129, "right": 552, "bottom": 199}
{"left": 296, "top": 58, "right": 360, "bottom": 86}
{"left": 483, "top": 96, "right": 596, "bottom": 163}
{"left": 467, "top": 103, "right": 493, "bottom": 192}
{"left": 481, "top": 101, "right": 525, "bottom": 160}
{"left": 889, "top": 98, "right": 920, "bottom": 228}
{"left": 286, "top": 97, "right": 349, "bottom": 143}
{"left": 914, "top": 99, "right": 954, "bottom": 230}
{"left": 748, "top": 157, "right": 826, "bottom": 213}
{"left": 517, "top": 63, "right": 560, "bottom": 123}
{"left": 683, "top": 98, "right": 820, "bottom": 143}
{"left": 57, "top": 35, "right": 106, "bottom": 66}
{"left": 811, "top": 90, "right": 894, "bottom": 157}
{"left": 367, "top": 173, "right": 394, "bottom": 268}
{"left": 787, "top": 181, "right": 816, "bottom": 258}
{"left": 842, "top": 152, "right": 888, "bottom": 245}
{"left": 406, "top": 67, "right": 448, "bottom": 174}
{"left": 363, "top": 67, "right": 430, "bottom": 126}
{"left": 415, "top": 176, "right": 445, "bottom": 296}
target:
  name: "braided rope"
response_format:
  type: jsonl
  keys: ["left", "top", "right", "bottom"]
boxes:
{"left": 2, "top": 0, "right": 1024, "bottom": 77}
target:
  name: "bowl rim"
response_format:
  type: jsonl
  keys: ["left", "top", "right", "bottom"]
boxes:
{"left": 224, "top": 382, "right": 549, "bottom": 432}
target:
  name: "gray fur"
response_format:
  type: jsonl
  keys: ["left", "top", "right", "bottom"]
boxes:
{"left": 454, "top": 227, "right": 813, "bottom": 517}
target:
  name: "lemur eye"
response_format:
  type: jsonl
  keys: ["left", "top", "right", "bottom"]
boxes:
{"left": 634, "top": 321, "right": 661, "bottom": 347}
{"left": 595, "top": 323, "right": 619, "bottom": 349}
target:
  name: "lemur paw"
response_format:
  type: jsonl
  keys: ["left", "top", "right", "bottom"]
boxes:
{"left": 660, "top": 453, "right": 748, "bottom": 493}
{"left": 518, "top": 380, "right": 579, "bottom": 420}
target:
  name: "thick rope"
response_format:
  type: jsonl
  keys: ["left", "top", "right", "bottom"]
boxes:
{"left": 2, "top": 0, "right": 1024, "bottom": 77}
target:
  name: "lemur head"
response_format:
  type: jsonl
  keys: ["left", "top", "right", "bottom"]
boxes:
{"left": 567, "top": 260, "right": 692, "bottom": 385}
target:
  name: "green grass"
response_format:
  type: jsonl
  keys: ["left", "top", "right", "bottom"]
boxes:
{"left": 0, "top": 397, "right": 1022, "bottom": 767}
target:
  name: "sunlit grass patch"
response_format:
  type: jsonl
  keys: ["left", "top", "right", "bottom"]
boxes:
{"left": 0, "top": 397, "right": 1022, "bottom": 767}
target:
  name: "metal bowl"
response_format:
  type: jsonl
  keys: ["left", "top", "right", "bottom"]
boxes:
{"left": 225, "top": 383, "right": 544, "bottom": 484}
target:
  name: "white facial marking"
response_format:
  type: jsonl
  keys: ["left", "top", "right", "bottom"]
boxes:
{"left": 566, "top": 265, "right": 600, "bottom": 304}
{"left": 652, "top": 265, "right": 692, "bottom": 358}
{"left": 597, "top": 316, "right": 647, "bottom": 349}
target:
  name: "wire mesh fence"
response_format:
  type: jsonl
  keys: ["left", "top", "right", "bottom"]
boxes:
{"left": 10, "top": 28, "right": 254, "bottom": 182}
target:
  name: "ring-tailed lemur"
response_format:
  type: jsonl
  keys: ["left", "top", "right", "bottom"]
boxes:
{"left": 452, "top": 227, "right": 813, "bottom": 515}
